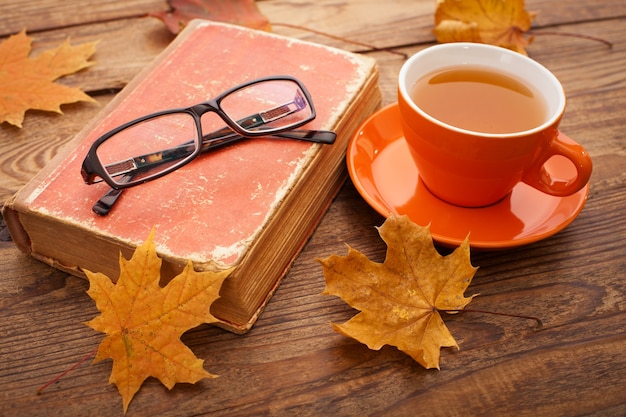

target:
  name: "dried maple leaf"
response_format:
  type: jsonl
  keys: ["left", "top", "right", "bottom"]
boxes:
{"left": 151, "top": 0, "right": 271, "bottom": 34}
{"left": 433, "top": 0, "right": 536, "bottom": 55}
{"left": 0, "top": 30, "right": 97, "bottom": 127}
{"left": 84, "top": 230, "right": 232, "bottom": 413}
{"left": 319, "top": 215, "right": 478, "bottom": 369}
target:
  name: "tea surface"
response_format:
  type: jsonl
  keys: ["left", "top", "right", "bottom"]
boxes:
{"left": 411, "top": 67, "right": 547, "bottom": 134}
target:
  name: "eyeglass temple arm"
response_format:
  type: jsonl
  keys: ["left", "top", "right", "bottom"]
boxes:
{"left": 201, "top": 127, "right": 336, "bottom": 147}
{"left": 103, "top": 127, "right": 335, "bottom": 179}
{"left": 92, "top": 128, "right": 336, "bottom": 215}
{"left": 92, "top": 175, "right": 132, "bottom": 215}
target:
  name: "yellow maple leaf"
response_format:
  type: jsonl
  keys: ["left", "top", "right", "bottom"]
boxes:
{"left": 319, "top": 215, "right": 478, "bottom": 369}
{"left": 433, "top": 0, "right": 536, "bottom": 55}
{"left": 84, "top": 230, "right": 232, "bottom": 413}
{"left": 0, "top": 30, "right": 97, "bottom": 128}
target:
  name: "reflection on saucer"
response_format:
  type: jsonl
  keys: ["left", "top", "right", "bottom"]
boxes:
{"left": 347, "top": 104, "right": 589, "bottom": 249}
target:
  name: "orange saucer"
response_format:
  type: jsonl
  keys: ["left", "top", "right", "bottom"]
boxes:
{"left": 347, "top": 104, "right": 589, "bottom": 249}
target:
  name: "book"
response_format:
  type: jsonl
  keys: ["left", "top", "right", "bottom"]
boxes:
{"left": 3, "top": 19, "right": 381, "bottom": 333}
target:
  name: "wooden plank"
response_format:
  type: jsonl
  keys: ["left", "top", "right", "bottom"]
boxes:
{"left": 26, "top": 18, "right": 175, "bottom": 92}
{"left": 259, "top": 0, "right": 438, "bottom": 50}
{"left": 525, "top": 22, "right": 626, "bottom": 95}
{"left": 529, "top": 0, "right": 626, "bottom": 26}
{"left": 259, "top": 0, "right": 626, "bottom": 50}
{"left": 0, "top": 0, "right": 169, "bottom": 36}
{"left": 3, "top": 0, "right": 625, "bottom": 46}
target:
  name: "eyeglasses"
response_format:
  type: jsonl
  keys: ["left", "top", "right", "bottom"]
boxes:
{"left": 81, "top": 75, "right": 336, "bottom": 216}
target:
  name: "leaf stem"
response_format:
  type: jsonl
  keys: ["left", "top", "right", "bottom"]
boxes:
{"left": 529, "top": 30, "right": 613, "bottom": 48}
{"left": 36, "top": 347, "right": 98, "bottom": 395}
{"left": 443, "top": 308, "right": 543, "bottom": 329}
{"left": 271, "top": 22, "right": 409, "bottom": 58}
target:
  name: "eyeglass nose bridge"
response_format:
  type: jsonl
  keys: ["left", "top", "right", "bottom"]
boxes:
{"left": 187, "top": 101, "right": 242, "bottom": 140}
{"left": 189, "top": 100, "right": 220, "bottom": 118}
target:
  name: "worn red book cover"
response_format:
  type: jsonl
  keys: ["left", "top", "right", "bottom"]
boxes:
{"left": 3, "top": 20, "right": 380, "bottom": 332}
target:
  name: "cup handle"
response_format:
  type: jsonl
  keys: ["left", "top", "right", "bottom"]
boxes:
{"left": 522, "top": 131, "right": 592, "bottom": 196}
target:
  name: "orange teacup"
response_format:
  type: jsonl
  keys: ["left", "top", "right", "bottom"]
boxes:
{"left": 398, "top": 43, "right": 592, "bottom": 207}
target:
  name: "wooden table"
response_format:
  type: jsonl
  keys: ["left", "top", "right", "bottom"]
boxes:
{"left": 1, "top": 1, "right": 625, "bottom": 415}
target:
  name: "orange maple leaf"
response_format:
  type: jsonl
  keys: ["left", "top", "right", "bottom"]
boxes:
{"left": 151, "top": 0, "right": 271, "bottom": 34}
{"left": 0, "top": 30, "right": 97, "bottom": 128}
{"left": 433, "top": 0, "right": 536, "bottom": 55}
{"left": 84, "top": 230, "right": 232, "bottom": 413}
{"left": 319, "top": 215, "right": 478, "bottom": 369}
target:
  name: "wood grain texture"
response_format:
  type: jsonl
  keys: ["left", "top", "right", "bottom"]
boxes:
{"left": 1, "top": 0, "right": 625, "bottom": 416}
{"left": 0, "top": 0, "right": 169, "bottom": 36}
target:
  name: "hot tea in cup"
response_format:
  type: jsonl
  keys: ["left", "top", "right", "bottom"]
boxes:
{"left": 398, "top": 43, "right": 592, "bottom": 207}
{"left": 411, "top": 67, "right": 547, "bottom": 134}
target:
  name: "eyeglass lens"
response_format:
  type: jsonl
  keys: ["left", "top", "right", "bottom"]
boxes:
{"left": 95, "top": 112, "right": 198, "bottom": 186}
{"left": 220, "top": 79, "right": 312, "bottom": 134}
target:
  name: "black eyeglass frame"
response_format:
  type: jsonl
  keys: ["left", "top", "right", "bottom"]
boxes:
{"left": 81, "top": 75, "right": 320, "bottom": 190}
